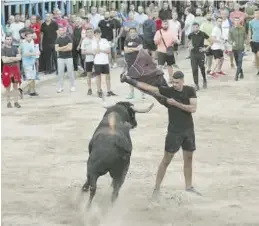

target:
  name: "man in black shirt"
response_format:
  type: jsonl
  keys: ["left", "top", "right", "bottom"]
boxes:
{"left": 159, "top": 1, "right": 172, "bottom": 20}
{"left": 188, "top": 22, "right": 210, "bottom": 91}
{"left": 72, "top": 17, "right": 84, "bottom": 72}
{"left": 124, "top": 27, "right": 144, "bottom": 99}
{"left": 123, "top": 71, "right": 200, "bottom": 197}
{"left": 40, "top": 13, "right": 58, "bottom": 74}
{"left": 55, "top": 26, "right": 76, "bottom": 93}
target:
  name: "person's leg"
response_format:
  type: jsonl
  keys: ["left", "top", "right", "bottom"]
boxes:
{"left": 6, "top": 85, "right": 12, "bottom": 107}
{"left": 66, "top": 58, "right": 76, "bottom": 90}
{"left": 72, "top": 47, "right": 78, "bottom": 71}
{"left": 206, "top": 55, "right": 213, "bottom": 73}
{"left": 237, "top": 50, "right": 244, "bottom": 79}
{"left": 12, "top": 82, "right": 21, "bottom": 108}
{"left": 127, "top": 85, "right": 134, "bottom": 99}
{"left": 153, "top": 131, "right": 182, "bottom": 197}
{"left": 57, "top": 58, "right": 65, "bottom": 92}
{"left": 94, "top": 65, "right": 102, "bottom": 97}
{"left": 229, "top": 53, "right": 235, "bottom": 68}
{"left": 86, "top": 62, "right": 93, "bottom": 94}
{"left": 197, "top": 53, "right": 207, "bottom": 88}
{"left": 183, "top": 150, "right": 194, "bottom": 189}
{"left": 190, "top": 53, "right": 199, "bottom": 90}
{"left": 256, "top": 50, "right": 259, "bottom": 75}
{"left": 105, "top": 65, "right": 116, "bottom": 96}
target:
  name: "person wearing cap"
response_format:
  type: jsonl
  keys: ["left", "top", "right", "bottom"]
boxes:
{"left": 188, "top": 22, "right": 210, "bottom": 90}
{"left": 123, "top": 70, "right": 200, "bottom": 197}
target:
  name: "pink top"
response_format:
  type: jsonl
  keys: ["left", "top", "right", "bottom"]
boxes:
{"left": 230, "top": 11, "right": 246, "bottom": 25}
{"left": 154, "top": 29, "right": 177, "bottom": 53}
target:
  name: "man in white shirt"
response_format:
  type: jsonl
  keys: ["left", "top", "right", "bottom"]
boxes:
{"left": 184, "top": 8, "right": 195, "bottom": 58}
{"left": 221, "top": 9, "right": 235, "bottom": 68}
{"left": 9, "top": 14, "right": 24, "bottom": 47}
{"left": 81, "top": 27, "right": 95, "bottom": 95}
{"left": 92, "top": 29, "right": 116, "bottom": 98}
{"left": 135, "top": 6, "right": 148, "bottom": 38}
{"left": 129, "top": 4, "right": 139, "bottom": 19}
{"left": 169, "top": 12, "right": 182, "bottom": 55}
{"left": 210, "top": 17, "right": 225, "bottom": 77}
{"left": 89, "top": 6, "right": 103, "bottom": 30}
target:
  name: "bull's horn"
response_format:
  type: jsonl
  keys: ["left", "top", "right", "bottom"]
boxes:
{"left": 103, "top": 102, "right": 115, "bottom": 109}
{"left": 131, "top": 103, "right": 154, "bottom": 113}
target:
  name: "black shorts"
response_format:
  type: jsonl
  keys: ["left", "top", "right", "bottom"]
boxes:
{"left": 165, "top": 129, "right": 196, "bottom": 153}
{"left": 143, "top": 39, "right": 157, "bottom": 51}
{"left": 94, "top": 64, "right": 110, "bottom": 75}
{"left": 157, "top": 52, "right": 175, "bottom": 66}
{"left": 250, "top": 41, "right": 259, "bottom": 54}
{"left": 212, "top": 49, "right": 224, "bottom": 59}
{"left": 85, "top": 62, "right": 94, "bottom": 73}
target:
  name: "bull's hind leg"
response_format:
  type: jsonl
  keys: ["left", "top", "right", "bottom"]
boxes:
{"left": 111, "top": 161, "right": 130, "bottom": 203}
{"left": 88, "top": 175, "right": 98, "bottom": 208}
{"left": 82, "top": 175, "right": 90, "bottom": 192}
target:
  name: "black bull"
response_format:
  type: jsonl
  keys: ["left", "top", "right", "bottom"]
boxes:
{"left": 82, "top": 101, "right": 154, "bottom": 207}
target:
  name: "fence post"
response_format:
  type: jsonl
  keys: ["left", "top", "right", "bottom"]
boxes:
{"left": 66, "top": 0, "right": 71, "bottom": 15}
{"left": 15, "top": 5, "right": 20, "bottom": 14}
{"left": 22, "top": 3, "right": 26, "bottom": 15}
{"left": 1, "top": 1, "right": 5, "bottom": 26}
{"left": 55, "top": 0, "right": 58, "bottom": 9}
{"left": 61, "top": 0, "right": 65, "bottom": 14}
{"left": 28, "top": 3, "right": 32, "bottom": 17}
{"left": 41, "top": 1, "right": 46, "bottom": 20}
{"left": 48, "top": 1, "right": 52, "bottom": 12}
{"left": 35, "top": 2, "right": 39, "bottom": 16}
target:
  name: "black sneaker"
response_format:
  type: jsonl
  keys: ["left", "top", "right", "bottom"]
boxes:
{"left": 235, "top": 76, "right": 239, "bottom": 81}
{"left": 97, "top": 90, "right": 103, "bottom": 98}
{"left": 14, "top": 102, "right": 21, "bottom": 108}
{"left": 107, "top": 91, "right": 117, "bottom": 97}
{"left": 7, "top": 102, "right": 12, "bottom": 108}
{"left": 29, "top": 92, "right": 39, "bottom": 96}
{"left": 195, "top": 84, "right": 200, "bottom": 91}
{"left": 240, "top": 73, "right": 244, "bottom": 79}
{"left": 87, "top": 89, "right": 92, "bottom": 95}
{"left": 203, "top": 81, "right": 207, "bottom": 89}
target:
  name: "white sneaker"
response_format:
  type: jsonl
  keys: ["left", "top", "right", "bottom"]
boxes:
{"left": 112, "top": 63, "right": 118, "bottom": 68}
{"left": 70, "top": 87, "right": 76, "bottom": 92}
{"left": 57, "top": 88, "right": 63, "bottom": 93}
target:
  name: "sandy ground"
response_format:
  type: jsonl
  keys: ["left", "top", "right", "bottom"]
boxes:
{"left": 1, "top": 51, "right": 259, "bottom": 226}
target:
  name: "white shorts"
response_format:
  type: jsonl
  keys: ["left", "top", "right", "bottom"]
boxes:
{"left": 24, "top": 64, "right": 37, "bottom": 80}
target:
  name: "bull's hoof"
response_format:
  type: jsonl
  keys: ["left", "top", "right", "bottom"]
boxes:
{"left": 82, "top": 184, "right": 89, "bottom": 192}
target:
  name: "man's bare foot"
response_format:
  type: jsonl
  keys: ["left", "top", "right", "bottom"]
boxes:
{"left": 186, "top": 186, "right": 202, "bottom": 196}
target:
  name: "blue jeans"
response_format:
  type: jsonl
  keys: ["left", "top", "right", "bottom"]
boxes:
{"left": 233, "top": 50, "right": 244, "bottom": 77}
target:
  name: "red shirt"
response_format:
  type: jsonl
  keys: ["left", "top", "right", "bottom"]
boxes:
{"left": 30, "top": 23, "right": 41, "bottom": 44}
{"left": 155, "top": 19, "right": 162, "bottom": 31}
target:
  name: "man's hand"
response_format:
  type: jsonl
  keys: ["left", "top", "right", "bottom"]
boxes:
{"left": 167, "top": 98, "right": 177, "bottom": 106}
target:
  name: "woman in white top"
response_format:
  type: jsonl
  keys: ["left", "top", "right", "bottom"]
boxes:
{"left": 92, "top": 29, "right": 117, "bottom": 98}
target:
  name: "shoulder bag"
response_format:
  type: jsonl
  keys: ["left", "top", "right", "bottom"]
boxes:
{"left": 159, "top": 30, "right": 174, "bottom": 56}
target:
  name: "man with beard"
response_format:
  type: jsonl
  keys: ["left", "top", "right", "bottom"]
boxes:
{"left": 123, "top": 70, "right": 199, "bottom": 197}
{"left": 188, "top": 22, "right": 210, "bottom": 90}
{"left": 40, "top": 14, "right": 58, "bottom": 74}
{"left": 2, "top": 35, "right": 22, "bottom": 108}
{"left": 143, "top": 11, "right": 157, "bottom": 57}
{"left": 200, "top": 13, "right": 214, "bottom": 74}
{"left": 72, "top": 17, "right": 84, "bottom": 72}
{"left": 159, "top": 1, "right": 172, "bottom": 20}
{"left": 110, "top": 10, "right": 121, "bottom": 68}
{"left": 124, "top": 27, "right": 144, "bottom": 99}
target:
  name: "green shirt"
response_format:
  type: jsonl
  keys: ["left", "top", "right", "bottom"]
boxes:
{"left": 200, "top": 21, "right": 214, "bottom": 45}
{"left": 228, "top": 26, "right": 246, "bottom": 51}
